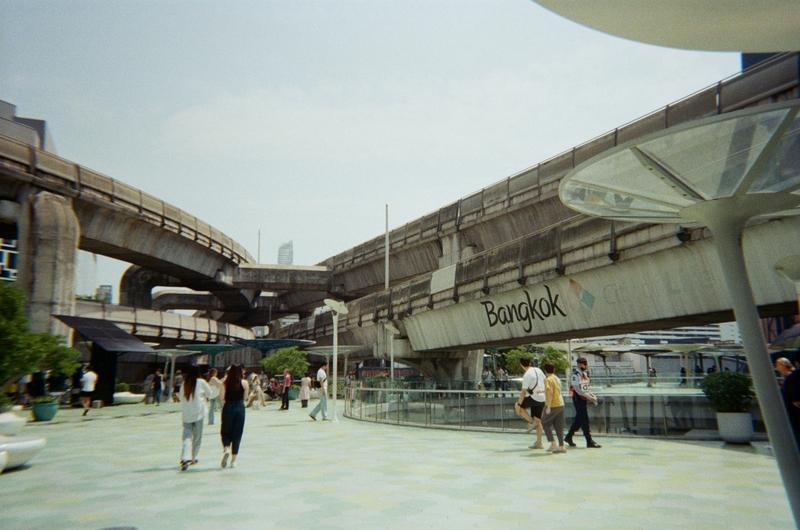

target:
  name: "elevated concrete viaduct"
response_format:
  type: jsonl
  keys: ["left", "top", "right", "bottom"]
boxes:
{"left": 275, "top": 214, "right": 800, "bottom": 381}
{"left": 151, "top": 290, "right": 298, "bottom": 325}
{"left": 321, "top": 53, "right": 800, "bottom": 300}
{"left": 0, "top": 134, "right": 335, "bottom": 332}
{"left": 277, "top": 53, "right": 800, "bottom": 382}
{"left": 2, "top": 53, "right": 797, "bottom": 349}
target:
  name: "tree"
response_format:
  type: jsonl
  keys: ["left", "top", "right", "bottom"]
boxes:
{"left": 261, "top": 347, "right": 309, "bottom": 380}
{"left": 536, "top": 346, "right": 569, "bottom": 374}
{"left": 503, "top": 347, "right": 534, "bottom": 375}
{"left": 41, "top": 341, "right": 81, "bottom": 378}
{"left": 0, "top": 283, "right": 80, "bottom": 389}
{"left": 501, "top": 345, "right": 569, "bottom": 376}
{"left": 0, "top": 283, "right": 44, "bottom": 388}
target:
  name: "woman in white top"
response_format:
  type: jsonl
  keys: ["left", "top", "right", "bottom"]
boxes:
{"left": 179, "top": 365, "right": 220, "bottom": 471}
{"left": 299, "top": 373, "right": 312, "bottom": 408}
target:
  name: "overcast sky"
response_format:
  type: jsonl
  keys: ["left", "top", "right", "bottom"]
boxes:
{"left": 1, "top": 1, "right": 740, "bottom": 300}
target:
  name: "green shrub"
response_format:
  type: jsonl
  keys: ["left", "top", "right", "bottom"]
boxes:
{"left": 0, "top": 283, "right": 80, "bottom": 389}
{"left": 503, "top": 348, "right": 534, "bottom": 375}
{"left": 700, "top": 371, "right": 754, "bottom": 412}
{"left": 261, "top": 347, "right": 309, "bottom": 378}
{"left": 0, "top": 393, "right": 12, "bottom": 412}
{"left": 32, "top": 395, "right": 56, "bottom": 404}
{"left": 115, "top": 382, "right": 129, "bottom": 393}
{"left": 536, "top": 346, "right": 569, "bottom": 374}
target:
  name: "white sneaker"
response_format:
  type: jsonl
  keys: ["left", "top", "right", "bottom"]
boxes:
{"left": 230, "top": 460, "right": 236, "bottom": 469}
{"left": 221, "top": 449, "right": 229, "bottom": 469}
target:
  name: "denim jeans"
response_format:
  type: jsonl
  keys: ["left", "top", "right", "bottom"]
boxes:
{"left": 309, "top": 391, "right": 327, "bottom": 419}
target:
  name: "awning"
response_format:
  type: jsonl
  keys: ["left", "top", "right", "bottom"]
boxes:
{"left": 54, "top": 315, "right": 155, "bottom": 354}
{"left": 237, "top": 339, "right": 315, "bottom": 353}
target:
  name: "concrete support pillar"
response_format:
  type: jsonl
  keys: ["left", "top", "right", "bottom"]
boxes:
{"left": 408, "top": 349, "right": 484, "bottom": 389}
{"left": 17, "top": 191, "right": 79, "bottom": 337}
{"left": 459, "top": 350, "right": 483, "bottom": 386}
{"left": 438, "top": 232, "right": 477, "bottom": 268}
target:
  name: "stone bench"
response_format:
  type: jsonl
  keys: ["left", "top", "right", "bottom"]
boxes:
{"left": 0, "top": 435, "right": 46, "bottom": 471}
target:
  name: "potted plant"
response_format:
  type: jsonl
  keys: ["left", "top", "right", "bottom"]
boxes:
{"left": 31, "top": 396, "right": 59, "bottom": 422}
{"left": 700, "top": 371, "right": 755, "bottom": 443}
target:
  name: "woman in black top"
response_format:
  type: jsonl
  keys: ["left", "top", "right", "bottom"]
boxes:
{"left": 220, "top": 365, "right": 249, "bottom": 469}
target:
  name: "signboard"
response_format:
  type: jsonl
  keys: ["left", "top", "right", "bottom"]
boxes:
{"left": 404, "top": 218, "right": 799, "bottom": 351}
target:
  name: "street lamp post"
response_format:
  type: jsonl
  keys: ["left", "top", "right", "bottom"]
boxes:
{"left": 324, "top": 298, "right": 348, "bottom": 422}
{"left": 384, "top": 322, "right": 400, "bottom": 384}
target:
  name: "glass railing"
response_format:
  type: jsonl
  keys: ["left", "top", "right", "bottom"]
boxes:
{"left": 343, "top": 385, "right": 766, "bottom": 437}
{"left": 357, "top": 374, "right": 743, "bottom": 392}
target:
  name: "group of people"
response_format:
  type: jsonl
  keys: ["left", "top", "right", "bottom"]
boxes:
{"left": 177, "top": 364, "right": 248, "bottom": 471}
{"left": 480, "top": 366, "right": 509, "bottom": 392}
{"left": 175, "top": 362, "right": 333, "bottom": 471}
{"left": 514, "top": 356, "right": 601, "bottom": 453}
{"left": 143, "top": 369, "right": 183, "bottom": 406}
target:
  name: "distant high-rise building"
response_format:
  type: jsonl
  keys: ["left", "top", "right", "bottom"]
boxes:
{"left": 0, "top": 100, "right": 56, "bottom": 152}
{"left": 95, "top": 285, "right": 113, "bottom": 304}
{"left": 1, "top": 103, "right": 48, "bottom": 281}
{"left": 277, "top": 241, "right": 293, "bottom": 265}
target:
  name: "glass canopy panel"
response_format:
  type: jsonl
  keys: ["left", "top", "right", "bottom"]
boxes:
{"left": 749, "top": 116, "right": 800, "bottom": 194}
{"left": 638, "top": 107, "right": 791, "bottom": 199}
{"left": 569, "top": 148, "right": 694, "bottom": 207}
{"left": 561, "top": 180, "right": 683, "bottom": 219}
{"left": 560, "top": 102, "right": 800, "bottom": 223}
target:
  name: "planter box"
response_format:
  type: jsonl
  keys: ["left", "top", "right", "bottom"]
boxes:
{"left": 717, "top": 412, "right": 753, "bottom": 443}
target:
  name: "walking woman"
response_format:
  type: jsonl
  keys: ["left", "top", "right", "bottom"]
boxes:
{"left": 541, "top": 363, "right": 566, "bottom": 453}
{"left": 220, "top": 365, "right": 249, "bottom": 469}
{"left": 179, "top": 366, "right": 220, "bottom": 471}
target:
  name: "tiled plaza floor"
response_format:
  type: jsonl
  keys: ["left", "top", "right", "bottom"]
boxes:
{"left": 1, "top": 400, "right": 793, "bottom": 529}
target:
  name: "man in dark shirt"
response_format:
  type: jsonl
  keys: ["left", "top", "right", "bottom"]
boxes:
{"left": 153, "top": 370, "right": 163, "bottom": 406}
{"left": 775, "top": 358, "right": 800, "bottom": 450}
